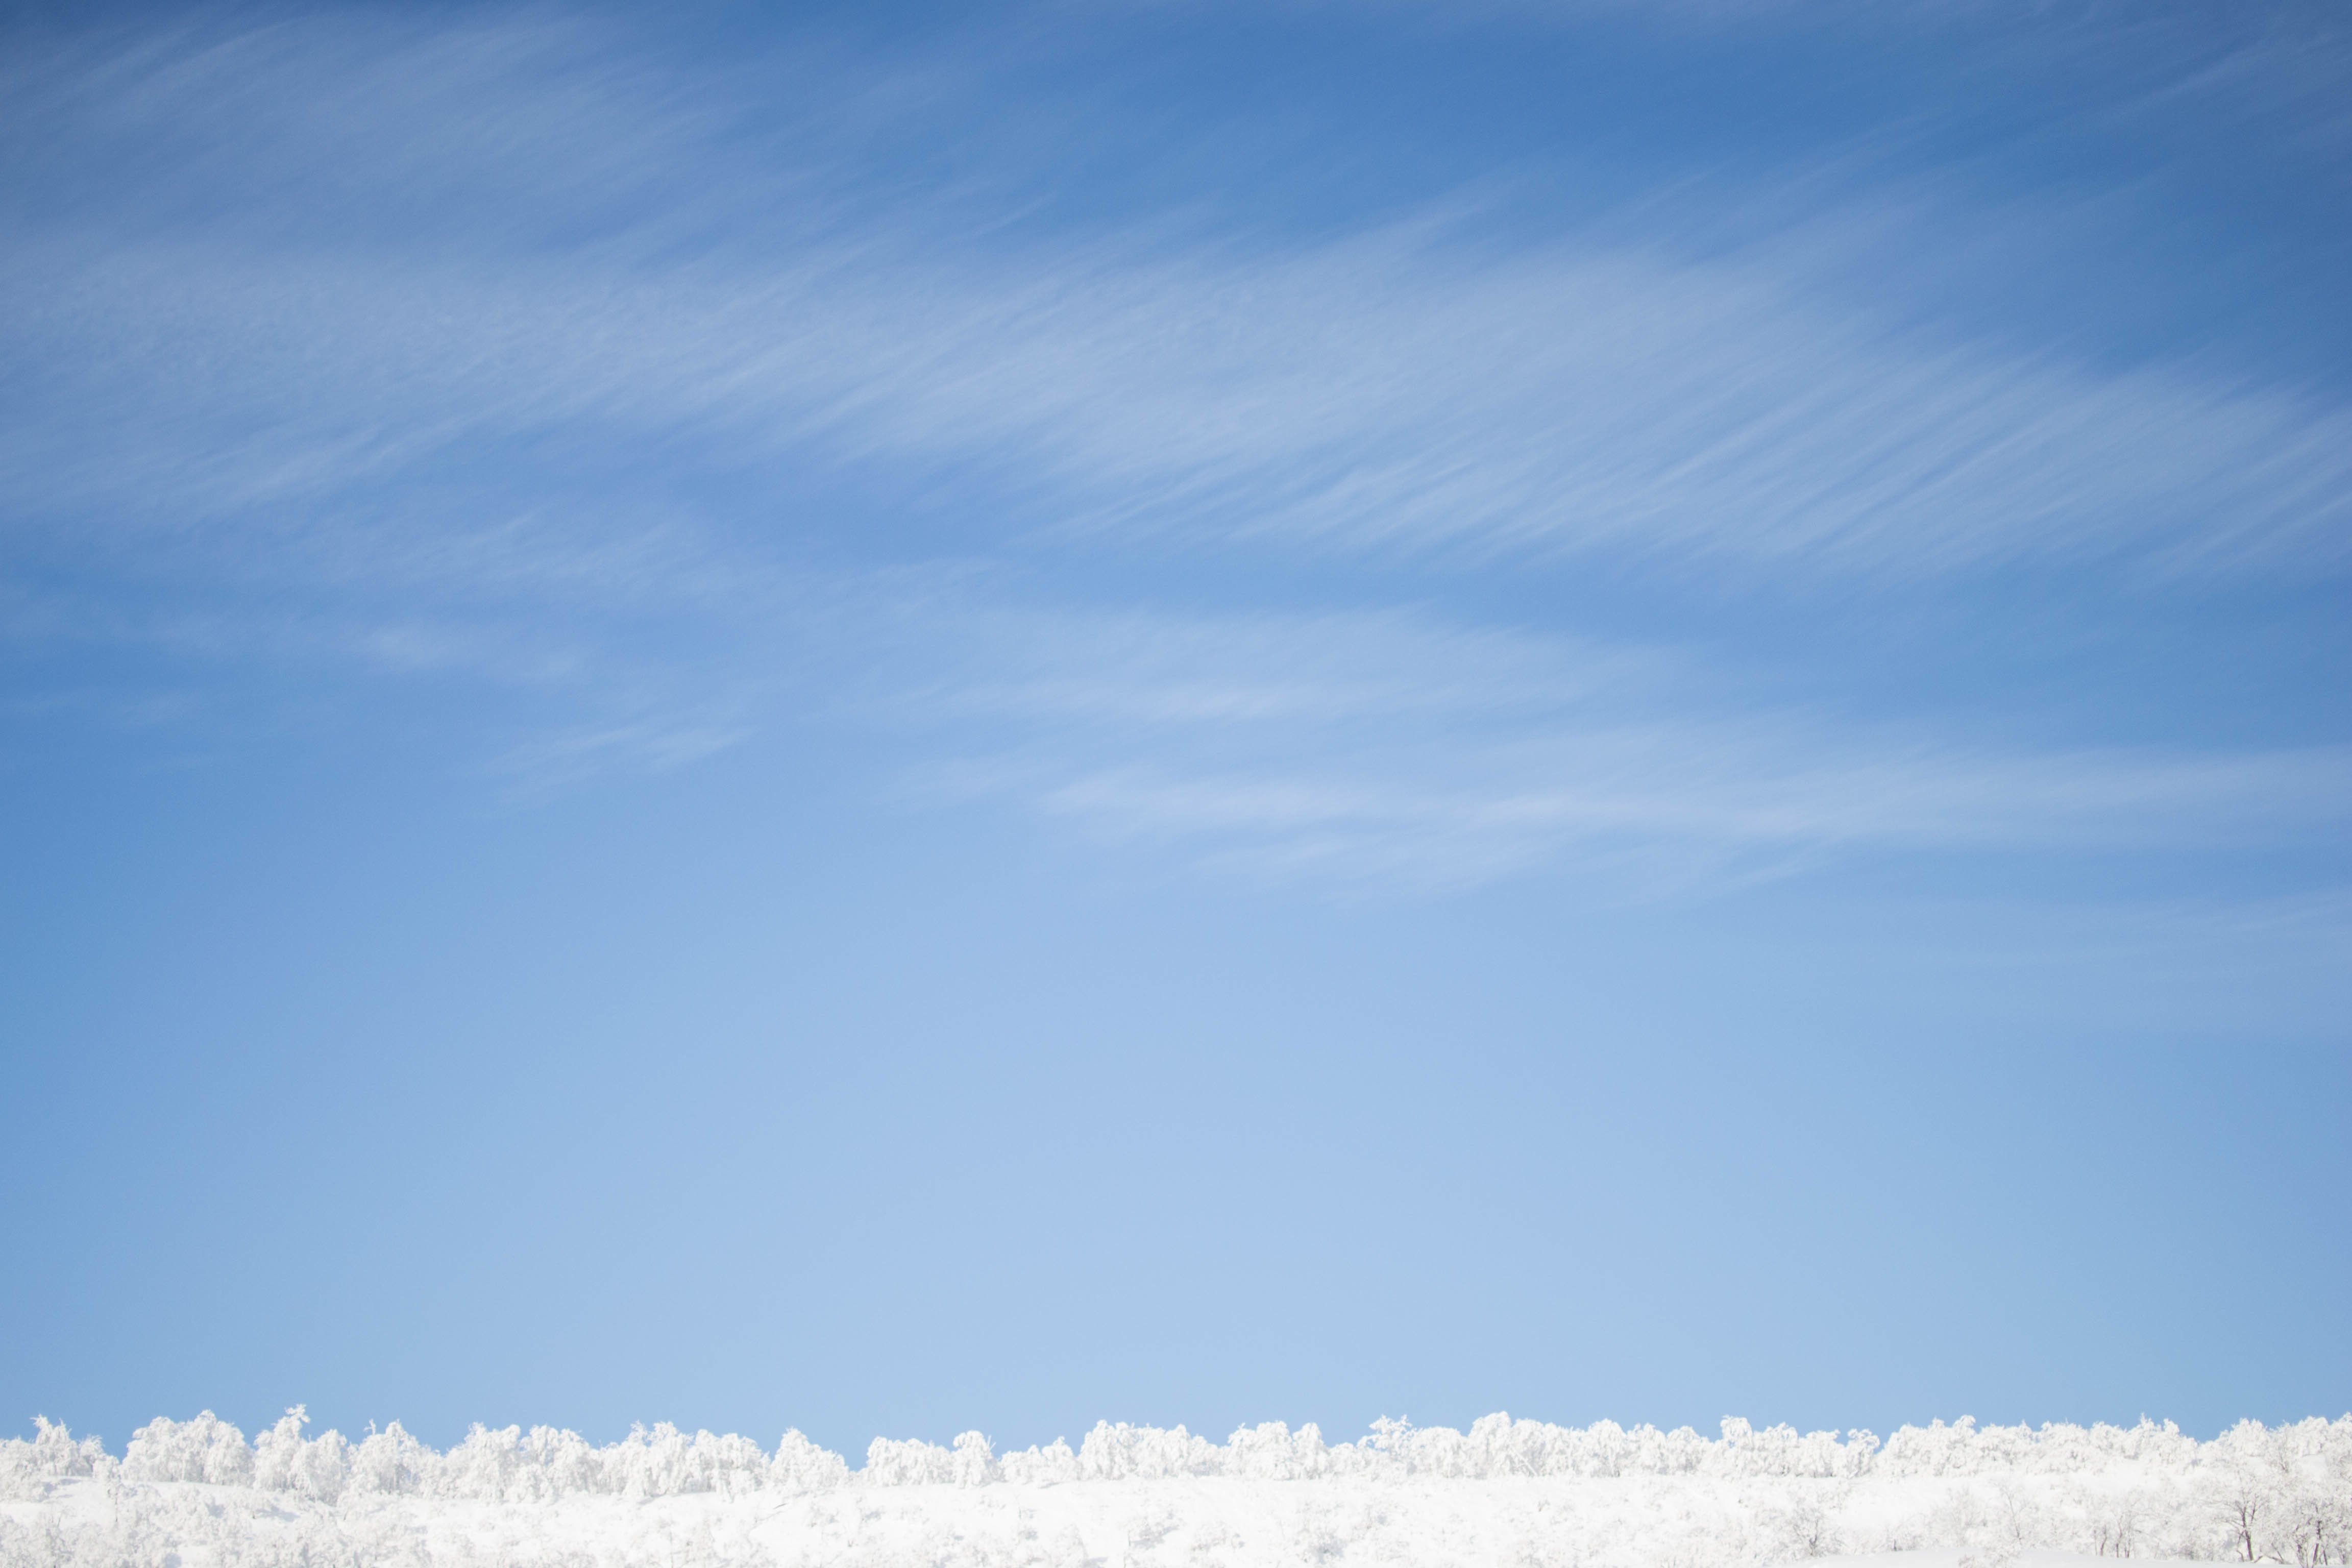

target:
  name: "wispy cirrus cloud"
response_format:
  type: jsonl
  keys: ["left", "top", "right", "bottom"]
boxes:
{"left": 12, "top": 207, "right": 2351, "bottom": 583}
{"left": 1004, "top": 740, "right": 2352, "bottom": 891}
{"left": 2, "top": 6, "right": 2345, "bottom": 905}
{"left": 5, "top": 12, "right": 2349, "bottom": 603}
{"left": 886, "top": 597, "right": 2352, "bottom": 892}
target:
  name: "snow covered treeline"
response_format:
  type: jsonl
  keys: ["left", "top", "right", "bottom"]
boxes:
{"left": 4, "top": 1411, "right": 2349, "bottom": 1568}
{"left": 0, "top": 1412, "right": 851, "bottom": 1503}
{"left": 14, "top": 1410, "right": 2333, "bottom": 1495}
{"left": 8, "top": 1410, "right": 2344, "bottom": 1498}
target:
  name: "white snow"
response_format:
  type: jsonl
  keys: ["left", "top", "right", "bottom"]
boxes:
{"left": 4, "top": 1411, "right": 2346, "bottom": 1567}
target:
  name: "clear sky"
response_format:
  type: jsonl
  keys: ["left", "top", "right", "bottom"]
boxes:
{"left": 2, "top": 0, "right": 2347, "bottom": 1457}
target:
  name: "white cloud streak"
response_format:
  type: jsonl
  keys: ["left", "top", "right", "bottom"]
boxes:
{"left": 3, "top": 10, "right": 2345, "bottom": 898}
{"left": 11, "top": 217, "right": 2350, "bottom": 582}
{"left": 4, "top": 16, "right": 2348, "bottom": 591}
{"left": 891, "top": 598, "right": 2352, "bottom": 891}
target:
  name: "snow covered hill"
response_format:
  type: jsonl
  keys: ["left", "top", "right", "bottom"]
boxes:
{"left": 5, "top": 1412, "right": 2346, "bottom": 1567}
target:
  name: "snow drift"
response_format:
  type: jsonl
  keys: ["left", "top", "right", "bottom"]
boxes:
{"left": 4, "top": 1411, "right": 2348, "bottom": 1567}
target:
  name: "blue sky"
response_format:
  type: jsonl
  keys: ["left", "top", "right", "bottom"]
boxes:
{"left": 2, "top": 0, "right": 2347, "bottom": 1456}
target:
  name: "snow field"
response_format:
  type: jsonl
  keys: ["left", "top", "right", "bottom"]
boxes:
{"left": 4, "top": 1412, "right": 2347, "bottom": 1567}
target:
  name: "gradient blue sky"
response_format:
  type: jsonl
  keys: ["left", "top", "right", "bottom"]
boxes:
{"left": 3, "top": 0, "right": 2348, "bottom": 1457}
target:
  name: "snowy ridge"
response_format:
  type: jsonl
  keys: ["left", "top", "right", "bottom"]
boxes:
{"left": 4, "top": 1412, "right": 2348, "bottom": 1567}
